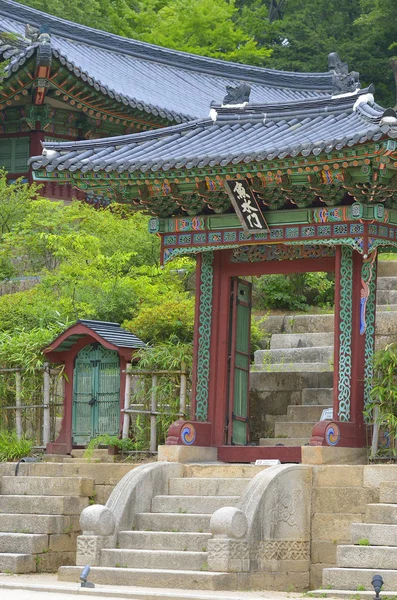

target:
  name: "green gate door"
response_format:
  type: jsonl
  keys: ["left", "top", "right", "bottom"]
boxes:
{"left": 72, "top": 344, "right": 120, "bottom": 445}
{"left": 227, "top": 278, "right": 252, "bottom": 445}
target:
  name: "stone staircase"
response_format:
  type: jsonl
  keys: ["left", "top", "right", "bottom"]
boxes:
{"left": 321, "top": 479, "right": 397, "bottom": 592}
{"left": 58, "top": 463, "right": 264, "bottom": 590}
{"left": 0, "top": 474, "right": 93, "bottom": 573}
{"left": 253, "top": 260, "right": 397, "bottom": 447}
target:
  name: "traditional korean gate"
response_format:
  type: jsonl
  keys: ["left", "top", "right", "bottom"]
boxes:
{"left": 72, "top": 344, "right": 120, "bottom": 445}
{"left": 227, "top": 278, "right": 252, "bottom": 445}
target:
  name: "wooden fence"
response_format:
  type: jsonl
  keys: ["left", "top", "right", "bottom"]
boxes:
{"left": 0, "top": 363, "right": 64, "bottom": 447}
{"left": 0, "top": 363, "right": 189, "bottom": 453}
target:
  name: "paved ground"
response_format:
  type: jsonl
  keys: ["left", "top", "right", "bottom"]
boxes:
{"left": 0, "top": 573, "right": 331, "bottom": 600}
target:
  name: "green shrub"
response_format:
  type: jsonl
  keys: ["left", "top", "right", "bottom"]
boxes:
{"left": 253, "top": 272, "right": 334, "bottom": 311}
{"left": 124, "top": 297, "right": 195, "bottom": 344}
{"left": 0, "top": 430, "right": 34, "bottom": 461}
{"left": 366, "top": 343, "right": 397, "bottom": 453}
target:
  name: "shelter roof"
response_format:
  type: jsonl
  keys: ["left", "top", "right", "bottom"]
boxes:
{"left": 44, "top": 319, "right": 146, "bottom": 354}
{"left": 0, "top": 0, "right": 355, "bottom": 122}
{"left": 31, "top": 90, "right": 397, "bottom": 175}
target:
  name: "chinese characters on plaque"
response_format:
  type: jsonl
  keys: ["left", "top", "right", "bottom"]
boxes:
{"left": 224, "top": 179, "right": 269, "bottom": 234}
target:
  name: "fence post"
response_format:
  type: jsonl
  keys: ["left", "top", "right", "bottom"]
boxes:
{"left": 15, "top": 370, "right": 23, "bottom": 440}
{"left": 43, "top": 362, "right": 51, "bottom": 447}
{"left": 179, "top": 361, "right": 187, "bottom": 417}
{"left": 122, "top": 363, "right": 132, "bottom": 439}
{"left": 150, "top": 374, "right": 158, "bottom": 453}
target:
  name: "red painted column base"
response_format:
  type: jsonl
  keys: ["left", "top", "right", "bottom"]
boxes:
{"left": 310, "top": 420, "right": 366, "bottom": 448}
{"left": 165, "top": 419, "right": 213, "bottom": 447}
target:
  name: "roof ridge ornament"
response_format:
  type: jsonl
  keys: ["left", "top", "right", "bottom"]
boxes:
{"left": 328, "top": 52, "right": 360, "bottom": 95}
{"left": 222, "top": 83, "right": 251, "bottom": 107}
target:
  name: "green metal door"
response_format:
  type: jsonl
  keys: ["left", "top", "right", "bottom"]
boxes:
{"left": 227, "top": 278, "right": 252, "bottom": 445}
{"left": 72, "top": 344, "right": 120, "bottom": 445}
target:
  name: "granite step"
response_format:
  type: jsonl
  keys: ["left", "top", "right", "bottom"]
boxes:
{"left": 0, "top": 495, "right": 88, "bottom": 515}
{"left": 378, "top": 261, "right": 397, "bottom": 277}
{"left": 365, "top": 503, "right": 397, "bottom": 524}
{"left": 135, "top": 513, "right": 211, "bottom": 533}
{"left": 377, "top": 276, "right": 397, "bottom": 290}
{"left": 274, "top": 421, "right": 315, "bottom": 439}
{"left": 0, "top": 552, "right": 36, "bottom": 574}
{"left": 1, "top": 476, "right": 94, "bottom": 497}
{"left": 255, "top": 346, "right": 333, "bottom": 366}
{"left": 101, "top": 549, "right": 208, "bottom": 571}
{"left": 350, "top": 523, "right": 397, "bottom": 546}
{"left": 376, "top": 290, "right": 397, "bottom": 305}
{"left": 58, "top": 566, "right": 236, "bottom": 590}
{"left": 270, "top": 332, "right": 334, "bottom": 349}
{"left": 259, "top": 437, "right": 309, "bottom": 447}
{"left": 118, "top": 531, "right": 211, "bottom": 552}
{"left": 0, "top": 532, "right": 48, "bottom": 554}
{"left": 0, "top": 513, "right": 79, "bottom": 534}
{"left": 168, "top": 477, "right": 250, "bottom": 496}
{"left": 323, "top": 567, "right": 397, "bottom": 591}
{"left": 337, "top": 544, "right": 397, "bottom": 569}
{"left": 380, "top": 482, "right": 397, "bottom": 503}
{"left": 252, "top": 362, "right": 333, "bottom": 373}
{"left": 301, "top": 388, "right": 333, "bottom": 405}
{"left": 151, "top": 495, "right": 238, "bottom": 515}
{"left": 285, "top": 404, "right": 331, "bottom": 422}
{"left": 182, "top": 464, "right": 266, "bottom": 479}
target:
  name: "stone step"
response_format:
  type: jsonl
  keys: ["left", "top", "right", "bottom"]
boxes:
{"left": 323, "top": 567, "right": 397, "bottom": 591}
{"left": 259, "top": 437, "right": 308, "bottom": 447}
{"left": 253, "top": 362, "right": 333, "bottom": 373}
{"left": 376, "top": 304, "right": 397, "bottom": 312}
{"left": 58, "top": 566, "right": 235, "bottom": 590}
{"left": 378, "top": 261, "right": 397, "bottom": 277}
{"left": 377, "top": 276, "right": 397, "bottom": 290}
{"left": 0, "top": 495, "right": 88, "bottom": 515}
{"left": 0, "top": 553, "right": 36, "bottom": 574}
{"left": 301, "top": 388, "right": 333, "bottom": 405}
{"left": 1, "top": 476, "right": 94, "bottom": 497}
{"left": 182, "top": 464, "right": 266, "bottom": 479}
{"left": 274, "top": 421, "right": 315, "bottom": 438}
{"left": 270, "top": 332, "right": 334, "bottom": 349}
{"left": 101, "top": 549, "right": 207, "bottom": 571}
{"left": 380, "top": 482, "right": 397, "bottom": 503}
{"left": 151, "top": 495, "right": 238, "bottom": 515}
{"left": 255, "top": 346, "right": 333, "bottom": 366}
{"left": 0, "top": 514, "right": 79, "bottom": 534}
{"left": 365, "top": 503, "right": 397, "bottom": 524}
{"left": 286, "top": 404, "right": 331, "bottom": 422}
{"left": 135, "top": 513, "right": 211, "bottom": 533}
{"left": 259, "top": 310, "right": 397, "bottom": 335}
{"left": 168, "top": 478, "right": 249, "bottom": 496}
{"left": 337, "top": 544, "right": 397, "bottom": 569}
{"left": 0, "top": 532, "right": 48, "bottom": 554}
{"left": 250, "top": 371, "right": 334, "bottom": 391}
{"left": 350, "top": 523, "right": 397, "bottom": 546}
{"left": 118, "top": 531, "right": 211, "bottom": 552}
{"left": 377, "top": 290, "right": 397, "bottom": 305}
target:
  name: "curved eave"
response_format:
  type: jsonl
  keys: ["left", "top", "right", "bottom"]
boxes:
{"left": 0, "top": 0, "right": 335, "bottom": 90}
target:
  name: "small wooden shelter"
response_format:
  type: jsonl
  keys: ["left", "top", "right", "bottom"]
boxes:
{"left": 43, "top": 320, "right": 145, "bottom": 454}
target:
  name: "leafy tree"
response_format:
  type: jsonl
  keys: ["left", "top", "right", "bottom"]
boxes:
{"left": 130, "top": 0, "right": 270, "bottom": 64}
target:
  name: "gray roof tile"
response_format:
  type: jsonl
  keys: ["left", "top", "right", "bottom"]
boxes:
{"left": 1, "top": 0, "right": 342, "bottom": 121}
{"left": 30, "top": 91, "right": 397, "bottom": 175}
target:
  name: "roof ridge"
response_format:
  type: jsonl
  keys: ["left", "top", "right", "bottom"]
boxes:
{"left": 0, "top": 0, "right": 335, "bottom": 89}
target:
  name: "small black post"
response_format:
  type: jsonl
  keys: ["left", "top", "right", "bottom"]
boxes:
{"left": 372, "top": 574, "right": 383, "bottom": 600}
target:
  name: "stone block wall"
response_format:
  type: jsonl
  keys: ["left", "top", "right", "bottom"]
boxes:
{"left": 309, "top": 465, "right": 391, "bottom": 589}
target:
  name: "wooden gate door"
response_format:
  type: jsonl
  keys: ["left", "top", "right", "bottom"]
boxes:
{"left": 227, "top": 278, "right": 252, "bottom": 445}
{"left": 72, "top": 344, "right": 120, "bottom": 445}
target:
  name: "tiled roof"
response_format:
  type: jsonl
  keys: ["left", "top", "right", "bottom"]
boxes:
{"left": 0, "top": 0, "right": 347, "bottom": 122}
{"left": 78, "top": 320, "right": 145, "bottom": 349}
{"left": 30, "top": 91, "right": 397, "bottom": 174}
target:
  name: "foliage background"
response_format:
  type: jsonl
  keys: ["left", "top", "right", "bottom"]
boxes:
{"left": 19, "top": 0, "right": 397, "bottom": 107}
